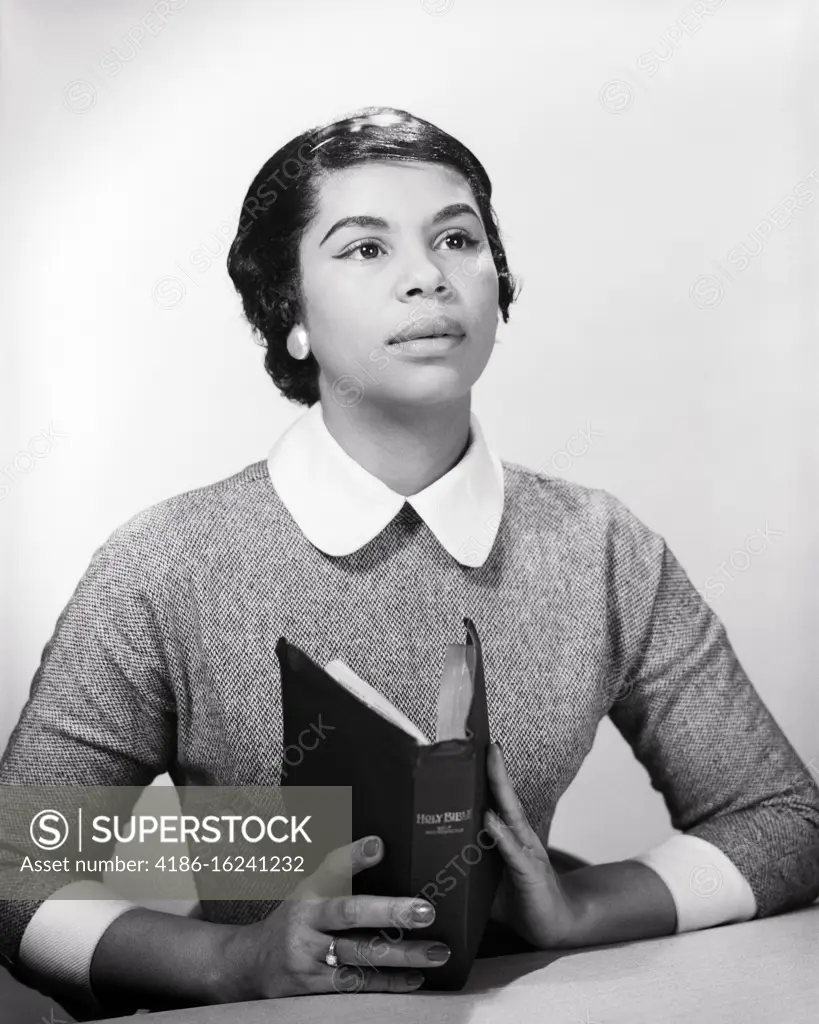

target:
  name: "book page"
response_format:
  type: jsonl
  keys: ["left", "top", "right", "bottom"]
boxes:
{"left": 435, "top": 643, "right": 473, "bottom": 742}
{"left": 323, "top": 659, "right": 429, "bottom": 744}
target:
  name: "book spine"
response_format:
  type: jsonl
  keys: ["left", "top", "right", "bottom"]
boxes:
{"left": 409, "top": 744, "right": 490, "bottom": 988}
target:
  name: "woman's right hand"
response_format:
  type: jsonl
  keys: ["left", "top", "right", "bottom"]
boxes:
{"left": 215, "top": 835, "right": 451, "bottom": 1001}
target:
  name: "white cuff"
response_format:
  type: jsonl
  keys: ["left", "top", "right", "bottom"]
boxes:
{"left": 18, "top": 880, "right": 137, "bottom": 1006}
{"left": 632, "top": 833, "right": 757, "bottom": 932}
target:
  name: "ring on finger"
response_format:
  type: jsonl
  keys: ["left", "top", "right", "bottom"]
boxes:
{"left": 324, "top": 937, "right": 340, "bottom": 967}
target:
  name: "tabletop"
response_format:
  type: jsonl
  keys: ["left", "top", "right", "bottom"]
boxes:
{"left": 97, "top": 902, "right": 819, "bottom": 1024}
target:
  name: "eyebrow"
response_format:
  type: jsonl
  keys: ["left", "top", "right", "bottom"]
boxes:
{"left": 318, "top": 202, "right": 481, "bottom": 246}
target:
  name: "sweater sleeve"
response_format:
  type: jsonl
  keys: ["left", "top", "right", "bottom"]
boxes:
{"left": 0, "top": 521, "right": 177, "bottom": 1016}
{"left": 604, "top": 497, "right": 819, "bottom": 921}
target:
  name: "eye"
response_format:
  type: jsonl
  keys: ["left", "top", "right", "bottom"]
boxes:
{"left": 335, "top": 238, "right": 388, "bottom": 261}
{"left": 434, "top": 229, "right": 479, "bottom": 252}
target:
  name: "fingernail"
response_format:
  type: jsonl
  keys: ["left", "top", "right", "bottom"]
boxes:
{"left": 495, "top": 740, "right": 504, "bottom": 754}
{"left": 363, "top": 837, "right": 380, "bottom": 858}
{"left": 426, "top": 943, "right": 450, "bottom": 962}
{"left": 405, "top": 970, "right": 425, "bottom": 987}
{"left": 411, "top": 901, "right": 434, "bottom": 923}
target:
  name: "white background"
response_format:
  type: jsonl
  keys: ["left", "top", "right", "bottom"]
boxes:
{"left": 2, "top": 0, "right": 817, "bottom": 868}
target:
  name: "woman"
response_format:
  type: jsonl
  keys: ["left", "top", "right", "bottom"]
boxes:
{"left": 1, "top": 106, "right": 817, "bottom": 1019}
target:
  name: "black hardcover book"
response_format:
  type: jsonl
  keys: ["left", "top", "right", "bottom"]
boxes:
{"left": 275, "top": 616, "right": 503, "bottom": 989}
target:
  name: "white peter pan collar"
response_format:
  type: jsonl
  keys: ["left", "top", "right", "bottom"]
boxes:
{"left": 266, "top": 403, "right": 504, "bottom": 567}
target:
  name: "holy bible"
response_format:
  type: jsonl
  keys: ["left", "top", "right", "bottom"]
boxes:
{"left": 275, "top": 616, "right": 503, "bottom": 989}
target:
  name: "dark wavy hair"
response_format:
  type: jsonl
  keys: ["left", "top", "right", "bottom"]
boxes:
{"left": 226, "top": 106, "right": 518, "bottom": 407}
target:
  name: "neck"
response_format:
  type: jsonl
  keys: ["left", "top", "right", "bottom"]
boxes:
{"left": 317, "top": 391, "right": 472, "bottom": 496}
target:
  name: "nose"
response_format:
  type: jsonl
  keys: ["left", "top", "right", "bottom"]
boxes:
{"left": 395, "top": 247, "right": 455, "bottom": 303}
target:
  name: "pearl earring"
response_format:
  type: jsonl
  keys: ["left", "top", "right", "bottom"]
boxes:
{"left": 286, "top": 325, "right": 310, "bottom": 360}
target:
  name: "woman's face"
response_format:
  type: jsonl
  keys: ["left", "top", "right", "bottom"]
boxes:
{"left": 297, "top": 160, "right": 500, "bottom": 410}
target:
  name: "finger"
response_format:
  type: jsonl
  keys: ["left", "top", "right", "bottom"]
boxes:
{"left": 327, "top": 965, "right": 426, "bottom": 994}
{"left": 310, "top": 893, "right": 436, "bottom": 933}
{"left": 294, "top": 835, "right": 384, "bottom": 900}
{"left": 329, "top": 931, "right": 451, "bottom": 971}
{"left": 487, "top": 742, "right": 544, "bottom": 851}
{"left": 484, "top": 808, "right": 544, "bottom": 887}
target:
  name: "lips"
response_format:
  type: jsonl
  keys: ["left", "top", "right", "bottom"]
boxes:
{"left": 387, "top": 315, "right": 466, "bottom": 345}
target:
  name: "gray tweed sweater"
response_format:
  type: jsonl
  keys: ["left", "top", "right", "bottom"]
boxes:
{"left": 2, "top": 457, "right": 818, "bottom": 976}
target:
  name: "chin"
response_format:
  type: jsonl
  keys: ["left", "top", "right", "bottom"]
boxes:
{"left": 374, "top": 371, "right": 474, "bottom": 409}
{"left": 373, "top": 343, "right": 491, "bottom": 403}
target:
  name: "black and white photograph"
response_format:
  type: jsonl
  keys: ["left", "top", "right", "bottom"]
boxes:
{"left": 1, "top": 1, "right": 817, "bottom": 1021}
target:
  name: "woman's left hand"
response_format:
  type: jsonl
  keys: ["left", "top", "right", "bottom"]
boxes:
{"left": 484, "top": 741, "right": 587, "bottom": 949}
